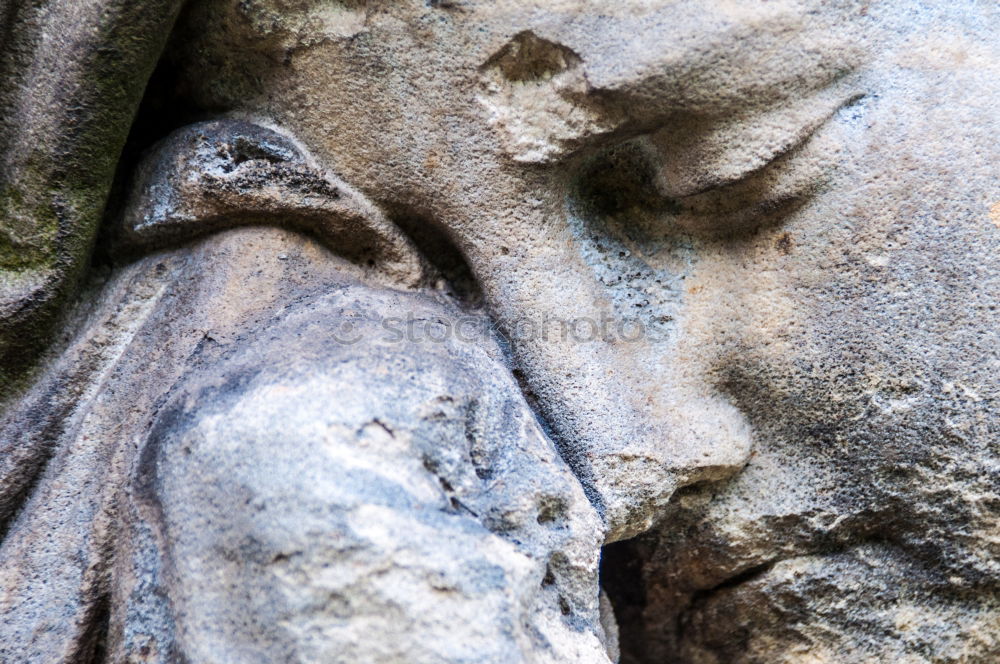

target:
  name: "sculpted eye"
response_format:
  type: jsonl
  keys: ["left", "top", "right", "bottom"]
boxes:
{"left": 574, "top": 141, "right": 667, "bottom": 220}
{"left": 571, "top": 139, "right": 686, "bottom": 260}
{"left": 651, "top": 85, "right": 859, "bottom": 199}
{"left": 575, "top": 86, "right": 865, "bottom": 239}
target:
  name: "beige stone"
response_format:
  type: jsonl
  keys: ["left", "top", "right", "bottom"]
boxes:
{"left": 0, "top": 1, "right": 997, "bottom": 662}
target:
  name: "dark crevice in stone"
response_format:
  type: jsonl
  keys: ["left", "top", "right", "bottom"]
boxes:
{"left": 384, "top": 205, "right": 484, "bottom": 308}
{"left": 600, "top": 537, "right": 650, "bottom": 664}
{"left": 573, "top": 140, "right": 667, "bottom": 220}
{"left": 95, "top": 34, "right": 208, "bottom": 270}
{"left": 505, "top": 363, "right": 607, "bottom": 521}
{"left": 76, "top": 591, "right": 111, "bottom": 664}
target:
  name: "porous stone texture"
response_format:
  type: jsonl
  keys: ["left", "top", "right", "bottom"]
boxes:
{"left": 116, "top": 120, "right": 426, "bottom": 286}
{"left": 1, "top": 1, "right": 998, "bottom": 662}
{"left": 0, "top": 0, "right": 182, "bottom": 393}
{"left": 0, "top": 227, "right": 611, "bottom": 663}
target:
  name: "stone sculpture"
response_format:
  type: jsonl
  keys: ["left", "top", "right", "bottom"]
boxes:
{"left": 0, "top": 1, "right": 997, "bottom": 662}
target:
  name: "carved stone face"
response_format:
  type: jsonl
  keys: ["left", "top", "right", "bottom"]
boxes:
{"left": 168, "top": 0, "right": 999, "bottom": 658}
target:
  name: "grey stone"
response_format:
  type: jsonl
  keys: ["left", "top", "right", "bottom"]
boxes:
{"left": 0, "top": 1, "right": 997, "bottom": 662}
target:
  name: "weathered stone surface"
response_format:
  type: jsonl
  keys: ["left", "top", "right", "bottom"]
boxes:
{"left": 0, "top": 0, "right": 183, "bottom": 394}
{"left": 117, "top": 120, "right": 426, "bottom": 286}
{"left": 1, "top": 1, "right": 998, "bottom": 662}
{"left": 1, "top": 227, "right": 611, "bottom": 662}
{"left": 115, "top": 236, "right": 608, "bottom": 663}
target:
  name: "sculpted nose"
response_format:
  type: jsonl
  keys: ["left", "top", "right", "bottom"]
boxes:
{"left": 590, "top": 379, "right": 755, "bottom": 542}
{"left": 473, "top": 205, "right": 755, "bottom": 543}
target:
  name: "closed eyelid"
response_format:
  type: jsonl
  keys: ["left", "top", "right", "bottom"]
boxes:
{"left": 568, "top": 88, "right": 866, "bottom": 241}
{"left": 651, "top": 84, "right": 863, "bottom": 199}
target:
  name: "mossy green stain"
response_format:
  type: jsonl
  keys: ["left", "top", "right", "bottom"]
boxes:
{"left": 0, "top": 0, "right": 186, "bottom": 402}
